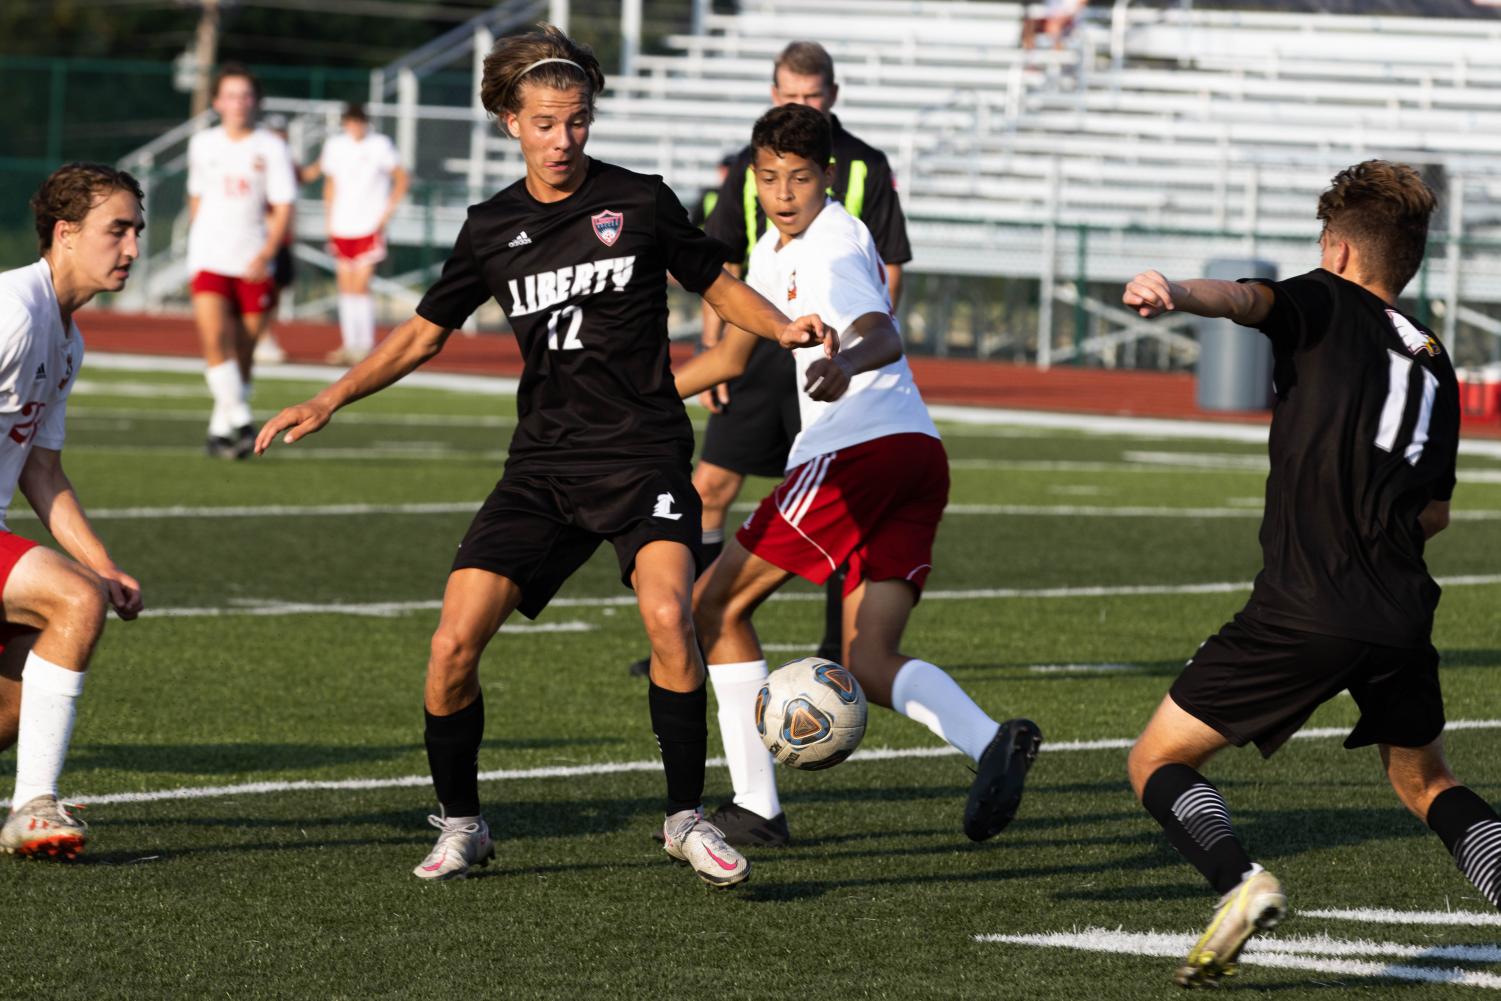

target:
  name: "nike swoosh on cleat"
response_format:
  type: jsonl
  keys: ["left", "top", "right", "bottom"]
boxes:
{"left": 421, "top": 854, "right": 447, "bottom": 872}
{"left": 705, "top": 847, "right": 739, "bottom": 871}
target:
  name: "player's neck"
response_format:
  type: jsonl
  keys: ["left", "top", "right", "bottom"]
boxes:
{"left": 222, "top": 122, "right": 255, "bottom": 141}
{"left": 43, "top": 255, "right": 93, "bottom": 326}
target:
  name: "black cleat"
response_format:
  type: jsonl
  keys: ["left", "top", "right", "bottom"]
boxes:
{"left": 206, "top": 434, "right": 242, "bottom": 460}
{"left": 706, "top": 801, "right": 790, "bottom": 849}
{"left": 627, "top": 655, "right": 651, "bottom": 679}
{"left": 964, "top": 718, "right": 1043, "bottom": 842}
{"left": 234, "top": 424, "right": 257, "bottom": 459}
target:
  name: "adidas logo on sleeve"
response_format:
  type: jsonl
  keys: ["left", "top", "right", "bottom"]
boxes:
{"left": 507, "top": 231, "right": 532, "bottom": 248}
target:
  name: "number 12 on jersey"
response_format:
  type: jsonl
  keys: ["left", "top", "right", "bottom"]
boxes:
{"left": 547, "top": 306, "right": 584, "bottom": 350}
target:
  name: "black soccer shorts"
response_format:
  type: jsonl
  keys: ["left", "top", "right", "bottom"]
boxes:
{"left": 699, "top": 338, "right": 800, "bottom": 478}
{"left": 451, "top": 462, "right": 703, "bottom": 619}
{"left": 1169, "top": 612, "right": 1445, "bottom": 757}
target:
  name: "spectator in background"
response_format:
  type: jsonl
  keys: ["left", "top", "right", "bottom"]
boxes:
{"left": 691, "top": 153, "right": 738, "bottom": 229}
{"left": 1022, "top": 0, "right": 1089, "bottom": 50}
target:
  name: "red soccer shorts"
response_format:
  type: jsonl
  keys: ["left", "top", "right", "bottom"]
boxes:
{"left": 330, "top": 232, "right": 387, "bottom": 266}
{"left": 190, "top": 270, "right": 277, "bottom": 315}
{"left": 736, "top": 433, "right": 949, "bottom": 598}
{"left": 0, "top": 531, "right": 40, "bottom": 655}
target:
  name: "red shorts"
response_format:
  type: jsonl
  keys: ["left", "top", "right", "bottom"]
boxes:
{"left": 0, "top": 532, "right": 40, "bottom": 655}
{"left": 330, "top": 232, "right": 387, "bottom": 266}
{"left": 190, "top": 271, "right": 277, "bottom": 315}
{"left": 737, "top": 433, "right": 948, "bottom": 598}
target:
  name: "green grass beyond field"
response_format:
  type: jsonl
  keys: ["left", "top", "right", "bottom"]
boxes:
{"left": 3, "top": 361, "right": 1501, "bottom": 1000}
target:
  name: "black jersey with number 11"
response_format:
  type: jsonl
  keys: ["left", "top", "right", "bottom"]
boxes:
{"left": 417, "top": 158, "right": 730, "bottom": 471}
{"left": 1242, "top": 268, "right": 1459, "bottom": 649}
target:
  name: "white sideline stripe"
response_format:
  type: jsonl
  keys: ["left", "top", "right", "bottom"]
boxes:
{"left": 86, "top": 352, "right": 521, "bottom": 395}
{"left": 133, "top": 574, "right": 1501, "bottom": 621}
{"left": 65, "top": 718, "right": 1501, "bottom": 807}
{"left": 975, "top": 929, "right": 1501, "bottom": 988}
{"left": 1304, "top": 908, "right": 1501, "bottom": 927}
{"left": 69, "top": 404, "right": 516, "bottom": 429}
{"left": 1028, "top": 663, "right": 1140, "bottom": 674}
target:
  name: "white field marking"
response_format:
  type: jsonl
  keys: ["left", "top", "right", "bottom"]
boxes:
{"left": 65, "top": 718, "right": 1501, "bottom": 808}
{"left": 73, "top": 379, "right": 207, "bottom": 399}
{"left": 68, "top": 405, "right": 515, "bottom": 429}
{"left": 1123, "top": 450, "right": 1267, "bottom": 470}
{"left": 975, "top": 928, "right": 1501, "bottom": 988}
{"left": 85, "top": 352, "right": 522, "bottom": 395}
{"left": 1048, "top": 485, "right": 1105, "bottom": 496}
{"left": 1027, "top": 663, "right": 1140, "bottom": 674}
{"left": 1304, "top": 908, "right": 1501, "bottom": 928}
{"left": 7, "top": 501, "right": 481, "bottom": 522}
{"left": 133, "top": 574, "right": 1501, "bottom": 621}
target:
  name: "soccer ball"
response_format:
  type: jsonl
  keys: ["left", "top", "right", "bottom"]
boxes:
{"left": 755, "top": 657, "right": 867, "bottom": 770}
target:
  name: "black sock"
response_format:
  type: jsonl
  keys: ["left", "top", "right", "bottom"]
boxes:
{"left": 649, "top": 682, "right": 707, "bottom": 815}
{"left": 1142, "top": 763, "right": 1254, "bottom": 895}
{"left": 817, "top": 568, "right": 845, "bottom": 657}
{"left": 700, "top": 536, "right": 724, "bottom": 570}
{"left": 424, "top": 693, "right": 484, "bottom": 818}
{"left": 1427, "top": 785, "right": 1501, "bottom": 909}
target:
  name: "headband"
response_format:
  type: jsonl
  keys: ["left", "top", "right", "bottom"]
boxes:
{"left": 517, "top": 57, "right": 585, "bottom": 78}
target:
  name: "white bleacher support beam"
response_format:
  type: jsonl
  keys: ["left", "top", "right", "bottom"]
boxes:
{"left": 1445, "top": 174, "right": 1465, "bottom": 346}
{"left": 470, "top": 25, "right": 494, "bottom": 204}
{"left": 690, "top": 0, "right": 708, "bottom": 36}
{"left": 549, "top": 0, "right": 568, "bottom": 32}
{"left": 621, "top": 0, "right": 642, "bottom": 78}
{"left": 1038, "top": 158, "right": 1061, "bottom": 370}
{"left": 397, "top": 68, "right": 419, "bottom": 172}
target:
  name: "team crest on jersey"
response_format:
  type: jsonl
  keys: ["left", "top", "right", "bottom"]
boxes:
{"left": 1387, "top": 309, "right": 1441, "bottom": 357}
{"left": 786, "top": 270, "right": 797, "bottom": 302}
{"left": 591, "top": 210, "right": 623, "bottom": 247}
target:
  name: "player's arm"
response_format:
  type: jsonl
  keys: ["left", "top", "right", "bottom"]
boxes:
{"left": 1418, "top": 499, "right": 1450, "bottom": 539}
{"left": 322, "top": 176, "right": 336, "bottom": 235}
{"left": 694, "top": 261, "right": 742, "bottom": 413}
{"left": 886, "top": 264, "right": 904, "bottom": 311}
{"left": 246, "top": 202, "right": 292, "bottom": 284}
{"left": 675, "top": 323, "right": 760, "bottom": 400}
{"left": 299, "top": 160, "right": 323, "bottom": 184}
{"left": 255, "top": 314, "right": 452, "bottom": 454}
{"left": 1123, "top": 270, "right": 1274, "bottom": 327}
{"left": 802, "top": 312, "right": 903, "bottom": 403}
{"left": 384, "top": 166, "right": 410, "bottom": 229}
{"left": 700, "top": 269, "right": 834, "bottom": 351}
{"left": 17, "top": 447, "right": 141, "bottom": 619}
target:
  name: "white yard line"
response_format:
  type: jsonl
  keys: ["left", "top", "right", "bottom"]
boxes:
{"left": 1027, "top": 663, "right": 1141, "bottom": 674}
{"left": 69, "top": 405, "right": 516, "bottom": 429}
{"left": 66, "top": 718, "right": 1501, "bottom": 807}
{"left": 1304, "top": 908, "right": 1501, "bottom": 928}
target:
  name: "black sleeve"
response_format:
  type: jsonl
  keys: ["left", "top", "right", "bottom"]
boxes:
{"left": 1241, "top": 271, "right": 1335, "bottom": 353}
{"left": 415, "top": 220, "right": 491, "bottom": 329}
{"left": 1430, "top": 364, "right": 1461, "bottom": 502}
{"left": 655, "top": 180, "right": 731, "bottom": 295}
{"left": 703, "top": 159, "right": 752, "bottom": 268}
{"left": 861, "top": 155, "right": 912, "bottom": 266}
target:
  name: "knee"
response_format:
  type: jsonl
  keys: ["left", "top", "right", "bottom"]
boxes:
{"left": 1126, "top": 742, "right": 1161, "bottom": 801}
{"left": 692, "top": 468, "right": 740, "bottom": 514}
{"left": 428, "top": 627, "right": 481, "bottom": 676}
{"left": 643, "top": 596, "right": 694, "bottom": 644}
{"left": 54, "top": 567, "right": 108, "bottom": 640}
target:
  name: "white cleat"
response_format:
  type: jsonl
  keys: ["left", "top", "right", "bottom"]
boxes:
{"left": 663, "top": 810, "right": 750, "bottom": 888}
{"left": 412, "top": 814, "right": 494, "bottom": 881}
{"left": 1175, "top": 867, "right": 1287, "bottom": 988}
{"left": 1, "top": 795, "right": 87, "bottom": 860}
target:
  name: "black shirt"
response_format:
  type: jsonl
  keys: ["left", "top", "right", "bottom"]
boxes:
{"left": 417, "top": 159, "right": 730, "bottom": 471}
{"left": 704, "top": 114, "right": 912, "bottom": 269}
{"left": 1243, "top": 268, "right": 1460, "bottom": 648}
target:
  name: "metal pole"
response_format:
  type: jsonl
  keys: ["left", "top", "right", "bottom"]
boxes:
{"left": 1443, "top": 174, "right": 1464, "bottom": 346}
{"left": 470, "top": 25, "right": 494, "bottom": 204}
{"left": 691, "top": 0, "right": 708, "bottom": 36}
{"left": 190, "top": 0, "right": 221, "bottom": 117}
{"left": 1038, "top": 159, "right": 1060, "bottom": 370}
{"left": 549, "top": 0, "right": 570, "bottom": 32}
{"left": 397, "top": 67, "right": 418, "bottom": 172}
{"left": 621, "top": 0, "right": 642, "bottom": 78}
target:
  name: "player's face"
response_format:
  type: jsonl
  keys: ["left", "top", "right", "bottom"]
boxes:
{"left": 213, "top": 75, "right": 258, "bottom": 134}
{"left": 342, "top": 117, "right": 368, "bottom": 140}
{"left": 772, "top": 69, "right": 837, "bottom": 117}
{"left": 56, "top": 189, "right": 145, "bottom": 295}
{"left": 505, "top": 85, "right": 591, "bottom": 199}
{"left": 753, "top": 147, "right": 832, "bottom": 243}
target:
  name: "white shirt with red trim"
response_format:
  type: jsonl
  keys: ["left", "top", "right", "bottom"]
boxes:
{"left": 319, "top": 131, "right": 401, "bottom": 239}
{"left": 0, "top": 259, "right": 83, "bottom": 530}
{"left": 186, "top": 125, "right": 297, "bottom": 278}
{"left": 745, "top": 200, "right": 938, "bottom": 471}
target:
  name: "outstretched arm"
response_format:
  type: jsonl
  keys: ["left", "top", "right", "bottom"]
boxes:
{"left": 1123, "top": 269, "right": 1275, "bottom": 327}
{"left": 255, "top": 314, "right": 452, "bottom": 454}
{"left": 675, "top": 324, "right": 758, "bottom": 400}
{"left": 802, "top": 312, "right": 903, "bottom": 403}
{"left": 700, "top": 268, "right": 834, "bottom": 351}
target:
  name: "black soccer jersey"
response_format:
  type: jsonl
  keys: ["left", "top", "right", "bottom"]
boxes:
{"left": 417, "top": 159, "right": 730, "bottom": 471}
{"left": 704, "top": 114, "right": 912, "bottom": 269}
{"left": 1242, "top": 268, "right": 1460, "bottom": 648}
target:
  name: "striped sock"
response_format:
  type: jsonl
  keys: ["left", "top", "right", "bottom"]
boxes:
{"left": 1427, "top": 785, "right": 1501, "bottom": 909}
{"left": 1142, "top": 763, "right": 1254, "bottom": 895}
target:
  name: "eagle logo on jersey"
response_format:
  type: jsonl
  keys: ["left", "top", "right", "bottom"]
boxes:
{"left": 1387, "top": 309, "right": 1441, "bottom": 357}
{"left": 59, "top": 353, "right": 74, "bottom": 390}
{"left": 786, "top": 271, "right": 797, "bottom": 302}
{"left": 591, "top": 210, "right": 623, "bottom": 247}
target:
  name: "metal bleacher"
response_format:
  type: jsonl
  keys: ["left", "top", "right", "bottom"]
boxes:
{"left": 117, "top": 0, "right": 1501, "bottom": 367}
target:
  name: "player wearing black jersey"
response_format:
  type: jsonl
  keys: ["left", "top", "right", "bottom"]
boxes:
{"left": 255, "top": 26, "right": 832, "bottom": 887}
{"left": 1120, "top": 161, "right": 1501, "bottom": 988}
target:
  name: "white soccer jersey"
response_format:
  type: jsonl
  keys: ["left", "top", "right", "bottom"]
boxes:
{"left": 745, "top": 200, "right": 938, "bottom": 471}
{"left": 0, "top": 260, "right": 83, "bottom": 531}
{"left": 186, "top": 125, "right": 297, "bottom": 278}
{"left": 319, "top": 131, "right": 401, "bottom": 239}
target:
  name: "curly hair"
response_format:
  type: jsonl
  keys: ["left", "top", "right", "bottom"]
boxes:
{"left": 32, "top": 162, "right": 144, "bottom": 254}
{"left": 1317, "top": 160, "right": 1437, "bottom": 293}
{"left": 479, "top": 24, "right": 606, "bottom": 132}
{"left": 751, "top": 103, "right": 831, "bottom": 166}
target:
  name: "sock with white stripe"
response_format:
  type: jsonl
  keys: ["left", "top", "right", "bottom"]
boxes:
{"left": 700, "top": 528, "right": 724, "bottom": 567}
{"left": 12, "top": 653, "right": 86, "bottom": 809}
{"left": 889, "top": 659, "right": 1000, "bottom": 762}
{"left": 1427, "top": 785, "right": 1501, "bottom": 910}
{"left": 204, "top": 360, "right": 251, "bottom": 436}
{"left": 1142, "top": 763, "right": 1254, "bottom": 895}
{"left": 346, "top": 293, "right": 376, "bottom": 353}
{"left": 707, "top": 660, "right": 781, "bottom": 820}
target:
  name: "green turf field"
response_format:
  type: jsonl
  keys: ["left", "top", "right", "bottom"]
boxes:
{"left": 4, "top": 362, "right": 1501, "bottom": 999}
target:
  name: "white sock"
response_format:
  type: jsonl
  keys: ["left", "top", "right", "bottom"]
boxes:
{"left": 708, "top": 659, "right": 781, "bottom": 820}
{"left": 352, "top": 294, "right": 376, "bottom": 353}
{"left": 12, "top": 652, "right": 86, "bottom": 809}
{"left": 337, "top": 294, "right": 359, "bottom": 351}
{"left": 702, "top": 527, "right": 725, "bottom": 546}
{"left": 889, "top": 658, "right": 1001, "bottom": 763}
{"left": 204, "top": 360, "right": 251, "bottom": 435}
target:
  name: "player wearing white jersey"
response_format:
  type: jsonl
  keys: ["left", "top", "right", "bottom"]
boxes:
{"left": 303, "top": 103, "right": 408, "bottom": 365}
{"left": 676, "top": 105, "right": 1042, "bottom": 850}
{"left": 0, "top": 163, "right": 145, "bottom": 860}
{"left": 187, "top": 64, "right": 297, "bottom": 459}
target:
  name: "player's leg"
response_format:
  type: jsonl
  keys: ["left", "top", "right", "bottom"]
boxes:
{"left": 694, "top": 537, "right": 795, "bottom": 845}
{"left": 0, "top": 626, "right": 38, "bottom": 752}
{"left": 691, "top": 459, "right": 743, "bottom": 567}
{"left": 0, "top": 543, "right": 109, "bottom": 859}
{"left": 193, "top": 286, "right": 254, "bottom": 458}
{"left": 1389, "top": 741, "right": 1501, "bottom": 911}
{"left": 347, "top": 259, "right": 379, "bottom": 360}
{"left": 632, "top": 540, "right": 749, "bottom": 886}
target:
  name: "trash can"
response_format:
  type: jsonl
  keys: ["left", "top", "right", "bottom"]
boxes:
{"left": 1195, "top": 257, "right": 1277, "bottom": 411}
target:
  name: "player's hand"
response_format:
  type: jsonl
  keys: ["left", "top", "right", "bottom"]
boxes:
{"left": 244, "top": 254, "right": 271, "bottom": 284}
{"left": 698, "top": 383, "right": 730, "bottom": 414}
{"left": 779, "top": 314, "right": 839, "bottom": 355}
{"left": 804, "top": 354, "right": 855, "bottom": 403}
{"left": 1123, "top": 270, "right": 1183, "bottom": 318}
{"left": 98, "top": 566, "right": 143, "bottom": 621}
{"left": 255, "top": 400, "right": 333, "bottom": 455}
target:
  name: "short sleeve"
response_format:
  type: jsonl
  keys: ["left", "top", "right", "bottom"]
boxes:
{"left": 186, "top": 133, "right": 206, "bottom": 198}
{"left": 265, "top": 136, "right": 297, "bottom": 206}
{"left": 381, "top": 135, "right": 402, "bottom": 172}
{"left": 655, "top": 181, "right": 730, "bottom": 295}
{"left": 703, "top": 153, "right": 754, "bottom": 268}
{"left": 805, "top": 240, "right": 892, "bottom": 334}
{"left": 859, "top": 157, "right": 912, "bottom": 266}
{"left": 415, "top": 221, "right": 491, "bottom": 329}
{"left": 1243, "top": 270, "right": 1335, "bottom": 352}
{"left": 317, "top": 138, "right": 336, "bottom": 177}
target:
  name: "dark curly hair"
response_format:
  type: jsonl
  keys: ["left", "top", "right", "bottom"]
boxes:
{"left": 32, "top": 162, "right": 144, "bottom": 254}
{"left": 1317, "top": 160, "right": 1437, "bottom": 293}
{"left": 751, "top": 103, "right": 831, "bottom": 167}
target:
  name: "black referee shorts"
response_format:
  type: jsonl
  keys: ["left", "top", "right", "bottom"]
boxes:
{"left": 451, "top": 463, "right": 703, "bottom": 619}
{"left": 699, "top": 338, "right": 800, "bottom": 478}
{"left": 1170, "top": 612, "right": 1445, "bottom": 758}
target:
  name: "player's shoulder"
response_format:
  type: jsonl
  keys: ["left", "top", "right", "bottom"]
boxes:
{"left": 807, "top": 202, "right": 876, "bottom": 256}
{"left": 830, "top": 120, "right": 891, "bottom": 167}
{"left": 188, "top": 126, "right": 221, "bottom": 151}
{"left": 253, "top": 127, "right": 290, "bottom": 154}
{"left": 0, "top": 262, "right": 49, "bottom": 340}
